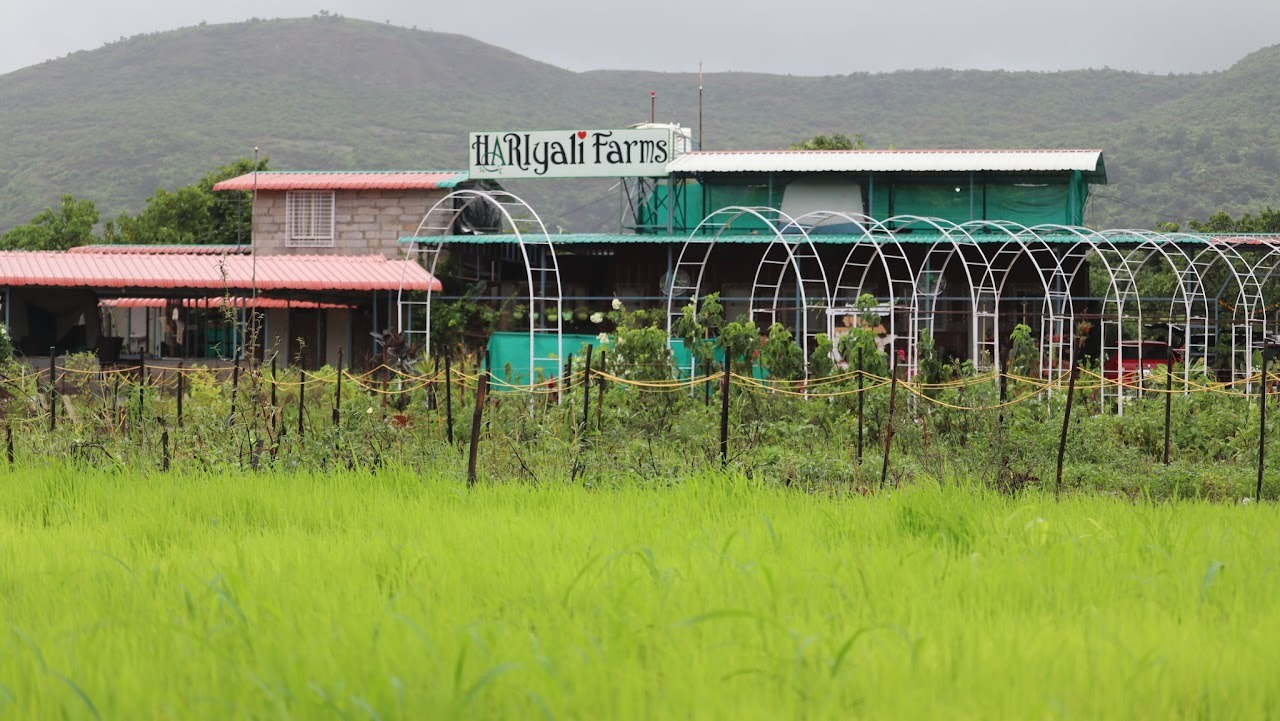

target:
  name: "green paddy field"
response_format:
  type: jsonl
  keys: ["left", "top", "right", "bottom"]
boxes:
{"left": 1, "top": 466, "right": 1277, "bottom": 719}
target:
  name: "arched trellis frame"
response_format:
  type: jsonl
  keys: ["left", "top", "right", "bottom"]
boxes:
{"left": 665, "top": 206, "right": 831, "bottom": 375}
{"left": 1181, "top": 236, "right": 1266, "bottom": 389}
{"left": 959, "top": 220, "right": 1077, "bottom": 382}
{"left": 886, "top": 216, "right": 1003, "bottom": 371}
{"left": 398, "top": 189, "right": 563, "bottom": 396}
{"left": 816, "top": 212, "right": 920, "bottom": 375}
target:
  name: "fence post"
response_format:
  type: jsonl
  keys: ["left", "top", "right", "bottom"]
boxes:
{"left": 1163, "top": 350, "right": 1173, "bottom": 466}
{"left": 230, "top": 355, "right": 240, "bottom": 426}
{"left": 444, "top": 353, "right": 455, "bottom": 445}
{"left": 137, "top": 354, "right": 146, "bottom": 426}
{"left": 161, "top": 428, "right": 171, "bottom": 472}
{"left": 1258, "top": 350, "right": 1269, "bottom": 503}
{"left": 467, "top": 370, "right": 489, "bottom": 486}
{"left": 48, "top": 347, "right": 56, "bottom": 433}
{"left": 879, "top": 355, "right": 900, "bottom": 488}
{"left": 5, "top": 422, "right": 12, "bottom": 465}
{"left": 857, "top": 347, "right": 865, "bottom": 462}
{"left": 176, "top": 362, "right": 185, "bottom": 428}
{"left": 1056, "top": 363, "right": 1080, "bottom": 496}
{"left": 428, "top": 356, "right": 439, "bottom": 410}
{"left": 597, "top": 349, "right": 607, "bottom": 431}
{"left": 720, "top": 355, "right": 732, "bottom": 466}
{"left": 297, "top": 370, "right": 306, "bottom": 440}
{"left": 333, "top": 347, "right": 343, "bottom": 427}
{"left": 581, "top": 344, "right": 593, "bottom": 434}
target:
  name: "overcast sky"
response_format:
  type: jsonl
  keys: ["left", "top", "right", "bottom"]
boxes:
{"left": 2, "top": 0, "right": 1278, "bottom": 77}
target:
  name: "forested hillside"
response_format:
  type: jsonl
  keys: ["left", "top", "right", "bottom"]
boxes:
{"left": 0, "top": 15, "right": 1276, "bottom": 233}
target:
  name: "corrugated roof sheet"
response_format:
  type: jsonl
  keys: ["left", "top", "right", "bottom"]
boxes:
{"left": 68, "top": 244, "right": 250, "bottom": 255}
{"left": 101, "top": 297, "right": 354, "bottom": 309}
{"left": 0, "top": 252, "right": 440, "bottom": 292}
{"left": 666, "top": 149, "right": 1106, "bottom": 178}
{"left": 212, "top": 171, "right": 470, "bottom": 192}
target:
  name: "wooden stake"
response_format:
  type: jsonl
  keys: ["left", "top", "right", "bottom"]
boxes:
{"left": 1258, "top": 350, "right": 1269, "bottom": 503}
{"left": 467, "top": 371, "right": 489, "bottom": 486}
{"left": 297, "top": 370, "right": 306, "bottom": 440}
{"left": 48, "top": 348, "right": 56, "bottom": 433}
{"left": 444, "top": 353, "right": 454, "bottom": 445}
{"left": 879, "top": 354, "right": 900, "bottom": 488}
{"left": 333, "top": 346, "right": 343, "bottom": 427}
{"left": 1163, "top": 351, "right": 1173, "bottom": 466}
{"left": 137, "top": 354, "right": 146, "bottom": 426}
{"left": 229, "top": 355, "right": 240, "bottom": 426}
{"left": 596, "top": 349, "right": 607, "bottom": 431}
{"left": 581, "top": 344, "right": 593, "bottom": 434}
{"left": 176, "top": 362, "right": 185, "bottom": 428}
{"left": 857, "top": 347, "right": 865, "bottom": 462}
{"left": 1056, "top": 363, "right": 1080, "bottom": 496}
{"left": 161, "top": 428, "right": 171, "bottom": 472}
{"left": 719, "top": 355, "right": 732, "bottom": 466}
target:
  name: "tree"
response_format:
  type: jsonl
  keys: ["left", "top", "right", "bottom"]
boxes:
{"left": 103, "top": 156, "right": 268, "bottom": 245}
{"left": 788, "top": 133, "right": 864, "bottom": 151}
{"left": 0, "top": 195, "right": 99, "bottom": 250}
{"left": 1162, "top": 207, "right": 1280, "bottom": 234}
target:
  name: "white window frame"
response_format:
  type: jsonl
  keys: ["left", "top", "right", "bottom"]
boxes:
{"left": 285, "top": 191, "right": 336, "bottom": 248}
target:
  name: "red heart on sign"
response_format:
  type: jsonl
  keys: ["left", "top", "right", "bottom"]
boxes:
{"left": 576, "top": 131, "right": 587, "bottom": 139}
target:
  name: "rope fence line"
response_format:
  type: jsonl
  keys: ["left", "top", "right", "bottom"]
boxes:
{"left": 6, "top": 360, "right": 1280, "bottom": 418}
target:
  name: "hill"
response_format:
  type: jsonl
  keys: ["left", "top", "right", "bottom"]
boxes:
{"left": 0, "top": 16, "right": 1276, "bottom": 233}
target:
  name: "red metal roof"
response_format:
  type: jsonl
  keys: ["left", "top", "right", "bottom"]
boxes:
{"left": 101, "top": 297, "right": 354, "bottom": 310}
{"left": 0, "top": 252, "right": 440, "bottom": 292}
{"left": 68, "top": 244, "right": 250, "bottom": 255}
{"left": 212, "top": 171, "right": 468, "bottom": 192}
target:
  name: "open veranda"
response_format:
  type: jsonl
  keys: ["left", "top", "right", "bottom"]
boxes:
{"left": 2, "top": 356, "right": 1280, "bottom": 719}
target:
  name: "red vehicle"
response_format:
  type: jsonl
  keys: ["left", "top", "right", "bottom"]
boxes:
{"left": 1103, "top": 340, "right": 1180, "bottom": 381}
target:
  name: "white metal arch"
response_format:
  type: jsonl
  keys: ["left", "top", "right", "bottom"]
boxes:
{"left": 398, "top": 189, "right": 563, "bottom": 394}
{"left": 1182, "top": 236, "right": 1267, "bottom": 387}
{"left": 747, "top": 213, "right": 833, "bottom": 371}
{"left": 665, "top": 206, "right": 830, "bottom": 375}
{"left": 959, "top": 220, "right": 1074, "bottom": 381}
{"left": 887, "top": 215, "right": 1002, "bottom": 371}
{"left": 816, "top": 211, "right": 919, "bottom": 374}
{"left": 1031, "top": 226, "right": 1141, "bottom": 412}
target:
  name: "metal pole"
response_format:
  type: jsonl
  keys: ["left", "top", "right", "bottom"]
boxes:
{"left": 333, "top": 346, "right": 343, "bottom": 427}
{"left": 597, "top": 349, "right": 607, "bottom": 431}
{"left": 137, "top": 353, "right": 146, "bottom": 425}
{"left": 467, "top": 371, "right": 489, "bottom": 486}
{"left": 1258, "top": 350, "right": 1269, "bottom": 503}
{"left": 857, "top": 347, "right": 865, "bottom": 462}
{"left": 297, "top": 370, "right": 306, "bottom": 440}
{"left": 879, "top": 354, "right": 900, "bottom": 488}
{"left": 230, "top": 355, "right": 240, "bottom": 426}
{"left": 1056, "top": 363, "right": 1080, "bottom": 496}
{"left": 177, "top": 362, "right": 185, "bottom": 428}
{"left": 581, "top": 344, "right": 593, "bottom": 433}
{"left": 444, "top": 353, "right": 455, "bottom": 445}
{"left": 719, "top": 354, "right": 731, "bottom": 465}
{"left": 1163, "top": 349, "right": 1173, "bottom": 465}
{"left": 47, "top": 347, "right": 56, "bottom": 433}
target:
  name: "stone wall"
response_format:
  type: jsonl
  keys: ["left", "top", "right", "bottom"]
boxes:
{"left": 251, "top": 188, "right": 452, "bottom": 259}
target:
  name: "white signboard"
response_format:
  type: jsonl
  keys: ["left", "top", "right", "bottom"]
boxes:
{"left": 469, "top": 128, "right": 675, "bottom": 179}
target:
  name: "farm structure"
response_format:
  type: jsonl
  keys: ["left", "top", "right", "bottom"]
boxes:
{"left": 0, "top": 244, "right": 440, "bottom": 371}
{"left": 392, "top": 149, "right": 1280, "bottom": 410}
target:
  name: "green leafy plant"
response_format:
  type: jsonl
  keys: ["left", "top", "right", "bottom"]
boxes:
{"left": 757, "top": 323, "right": 804, "bottom": 380}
